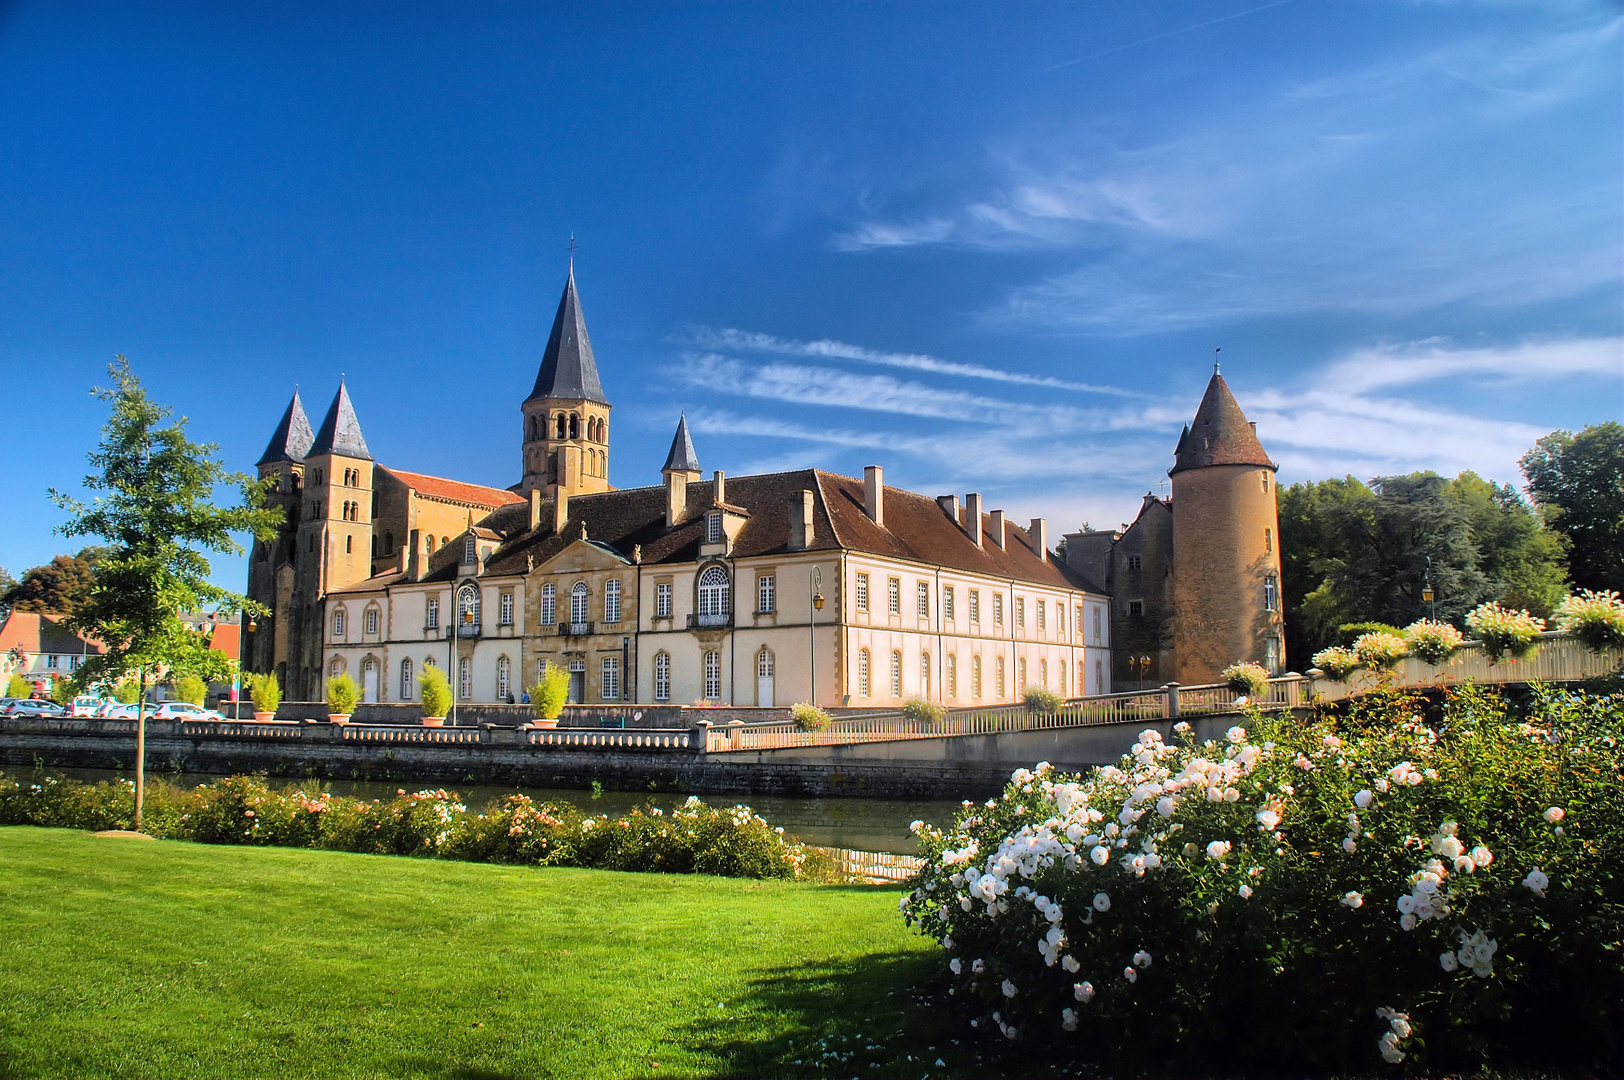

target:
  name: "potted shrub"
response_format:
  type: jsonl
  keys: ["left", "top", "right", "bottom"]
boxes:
{"left": 790, "top": 702, "right": 831, "bottom": 732}
{"left": 325, "top": 673, "right": 360, "bottom": 723}
{"left": 1352, "top": 631, "right": 1408, "bottom": 672}
{"left": 1404, "top": 619, "right": 1465, "bottom": 667}
{"left": 1022, "top": 686, "right": 1063, "bottom": 715}
{"left": 528, "top": 664, "right": 570, "bottom": 729}
{"left": 175, "top": 674, "right": 208, "bottom": 707}
{"left": 901, "top": 698, "right": 947, "bottom": 726}
{"left": 247, "top": 672, "right": 282, "bottom": 722}
{"left": 418, "top": 667, "right": 452, "bottom": 726}
{"left": 1221, "top": 661, "right": 1270, "bottom": 700}
{"left": 1310, "top": 646, "right": 1360, "bottom": 683}
{"left": 1553, "top": 589, "right": 1624, "bottom": 652}
{"left": 1465, "top": 601, "right": 1546, "bottom": 663}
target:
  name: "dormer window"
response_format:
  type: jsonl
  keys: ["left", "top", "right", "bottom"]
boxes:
{"left": 706, "top": 513, "right": 723, "bottom": 544}
{"left": 464, "top": 536, "right": 477, "bottom": 565}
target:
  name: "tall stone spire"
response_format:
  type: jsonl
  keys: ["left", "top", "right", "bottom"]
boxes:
{"left": 308, "top": 380, "right": 372, "bottom": 461}
{"left": 526, "top": 270, "right": 608, "bottom": 406}
{"left": 662, "top": 412, "right": 701, "bottom": 476}
{"left": 1169, "top": 372, "right": 1273, "bottom": 475}
{"left": 257, "top": 387, "right": 315, "bottom": 466}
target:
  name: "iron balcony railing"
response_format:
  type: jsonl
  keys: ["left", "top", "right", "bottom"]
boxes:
{"left": 559, "top": 621, "right": 594, "bottom": 637}
{"left": 687, "top": 612, "right": 733, "bottom": 629}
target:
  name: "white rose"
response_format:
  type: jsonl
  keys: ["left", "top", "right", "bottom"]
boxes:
{"left": 1343, "top": 837, "right": 1357, "bottom": 853}
{"left": 1074, "top": 981, "right": 1095, "bottom": 1002}
{"left": 1341, "top": 891, "right": 1363, "bottom": 909}
{"left": 1090, "top": 845, "right": 1110, "bottom": 866}
{"left": 1438, "top": 836, "right": 1463, "bottom": 859}
{"left": 1133, "top": 950, "right": 1152, "bottom": 968}
{"left": 1439, "top": 951, "right": 1458, "bottom": 972}
{"left": 1206, "top": 840, "right": 1231, "bottom": 861}
{"left": 1354, "top": 789, "right": 1373, "bottom": 808}
{"left": 1238, "top": 884, "right": 1253, "bottom": 899}
{"left": 1093, "top": 892, "right": 1111, "bottom": 912}
{"left": 1062, "top": 1007, "right": 1079, "bottom": 1032}
{"left": 1226, "top": 726, "right": 1247, "bottom": 744}
{"left": 1543, "top": 807, "right": 1565, "bottom": 823}
{"left": 1123, "top": 966, "right": 1137, "bottom": 983}
{"left": 1002, "top": 979, "right": 1017, "bottom": 998}
{"left": 1471, "top": 845, "right": 1493, "bottom": 866}
{"left": 949, "top": 957, "right": 961, "bottom": 975}
{"left": 1062, "top": 955, "right": 1080, "bottom": 973}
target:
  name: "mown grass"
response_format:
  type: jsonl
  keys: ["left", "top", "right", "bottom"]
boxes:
{"left": 0, "top": 827, "right": 978, "bottom": 1079}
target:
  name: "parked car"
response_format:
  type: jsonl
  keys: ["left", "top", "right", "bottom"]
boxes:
{"left": 151, "top": 701, "right": 226, "bottom": 721}
{"left": 4, "top": 699, "right": 68, "bottom": 717}
{"left": 98, "top": 702, "right": 142, "bottom": 719}
{"left": 70, "top": 695, "right": 105, "bottom": 718}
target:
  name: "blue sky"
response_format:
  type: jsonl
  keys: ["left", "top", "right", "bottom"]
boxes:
{"left": 1, "top": 1, "right": 1619, "bottom": 593}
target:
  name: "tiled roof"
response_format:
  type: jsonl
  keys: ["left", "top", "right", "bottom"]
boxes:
{"left": 1170, "top": 372, "right": 1274, "bottom": 475}
{"left": 0, "top": 612, "right": 105, "bottom": 656}
{"left": 381, "top": 468, "right": 526, "bottom": 509}
{"left": 208, "top": 623, "right": 241, "bottom": 661}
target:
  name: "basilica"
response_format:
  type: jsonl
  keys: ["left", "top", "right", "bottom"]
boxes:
{"left": 245, "top": 271, "right": 1282, "bottom": 708}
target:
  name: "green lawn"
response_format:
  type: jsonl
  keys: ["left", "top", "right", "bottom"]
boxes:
{"left": 0, "top": 827, "right": 975, "bottom": 1079}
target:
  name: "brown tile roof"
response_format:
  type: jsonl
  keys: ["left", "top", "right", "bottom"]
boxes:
{"left": 380, "top": 467, "right": 526, "bottom": 509}
{"left": 208, "top": 623, "right": 241, "bottom": 661}
{"left": 0, "top": 612, "right": 106, "bottom": 656}
{"left": 1170, "top": 372, "right": 1275, "bottom": 475}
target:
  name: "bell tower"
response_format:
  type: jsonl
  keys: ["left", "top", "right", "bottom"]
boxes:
{"left": 520, "top": 268, "right": 612, "bottom": 498}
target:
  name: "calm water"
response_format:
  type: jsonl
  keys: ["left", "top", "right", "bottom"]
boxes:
{"left": 8, "top": 766, "right": 972, "bottom": 854}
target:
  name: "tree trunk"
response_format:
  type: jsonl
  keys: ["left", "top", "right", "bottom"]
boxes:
{"left": 134, "top": 667, "right": 147, "bottom": 832}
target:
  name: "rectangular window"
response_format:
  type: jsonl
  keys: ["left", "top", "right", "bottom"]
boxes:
{"left": 605, "top": 580, "right": 622, "bottom": 624}
{"left": 1266, "top": 637, "right": 1281, "bottom": 673}
{"left": 706, "top": 513, "right": 723, "bottom": 544}
{"left": 1264, "top": 576, "right": 1278, "bottom": 612}
{"left": 1095, "top": 658, "right": 1103, "bottom": 694}
{"left": 969, "top": 590, "right": 980, "bottom": 624}
{"left": 464, "top": 536, "right": 477, "bottom": 565}
{"left": 758, "top": 574, "right": 775, "bottom": 614}
{"left": 993, "top": 594, "right": 1003, "bottom": 626}
{"left": 917, "top": 581, "right": 929, "bottom": 618}
{"left": 971, "top": 654, "right": 982, "bottom": 698}
{"left": 654, "top": 653, "right": 670, "bottom": 701}
{"left": 1015, "top": 597, "right": 1025, "bottom": 628}
{"left": 499, "top": 593, "right": 514, "bottom": 626}
{"left": 703, "top": 651, "right": 721, "bottom": 700}
{"left": 887, "top": 577, "right": 901, "bottom": 615}
{"left": 459, "top": 657, "right": 472, "bottom": 700}
{"left": 540, "top": 584, "right": 556, "bottom": 625}
{"left": 365, "top": 609, "right": 378, "bottom": 635}
{"left": 498, "top": 657, "right": 511, "bottom": 700}
{"left": 1059, "top": 660, "right": 1066, "bottom": 695}
{"left": 996, "top": 656, "right": 1006, "bottom": 699}
{"left": 1128, "top": 600, "right": 1144, "bottom": 618}
{"left": 1262, "top": 471, "right": 1270, "bottom": 492}
{"left": 855, "top": 573, "right": 869, "bottom": 613}
{"left": 602, "top": 657, "right": 620, "bottom": 701}
{"left": 45, "top": 654, "right": 58, "bottom": 669}
{"left": 656, "top": 582, "right": 672, "bottom": 619}
{"left": 890, "top": 651, "right": 902, "bottom": 697}
{"left": 857, "top": 650, "right": 870, "bottom": 697}
{"left": 1265, "top": 528, "right": 1272, "bottom": 555}
{"left": 1127, "top": 554, "right": 1142, "bottom": 572}
{"left": 943, "top": 586, "right": 955, "bottom": 622}
{"left": 1092, "top": 606, "right": 1102, "bottom": 644}
{"left": 1037, "top": 600, "right": 1046, "bottom": 631}
{"left": 946, "top": 653, "right": 957, "bottom": 698}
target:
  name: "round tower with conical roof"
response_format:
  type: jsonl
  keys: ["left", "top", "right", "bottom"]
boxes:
{"left": 1169, "top": 368, "right": 1285, "bottom": 685}
{"left": 520, "top": 269, "right": 612, "bottom": 497}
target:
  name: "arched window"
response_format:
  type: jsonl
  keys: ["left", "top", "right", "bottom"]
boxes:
{"left": 920, "top": 652, "right": 931, "bottom": 700}
{"left": 946, "top": 653, "right": 957, "bottom": 698}
{"left": 400, "top": 657, "right": 413, "bottom": 699}
{"left": 569, "top": 413, "right": 579, "bottom": 440}
{"left": 555, "top": 413, "right": 567, "bottom": 439}
{"left": 364, "top": 607, "right": 378, "bottom": 636}
{"left": 570, "top": 581, "right": 589, "bottom": 625}
{"left": 654, "top": 651, "right": 671, "bottom": 701}
{"left": 426, "top": 534, "right": 436, "bottom": 552}
{"left": 857, "top": 649, "right": 871, "bottom": 697}
{"left": 1040, "top": 658, "right": 1048, "bottom": 688}
{"left": 497, "top": 656, "right": 511, "bottom": 701}
{"left": 1059, "top": 659, "right": 1066, "bottom": 696}
{"left": 703, "top": 651, "right": 721, "bottom": 700}
{"left": 697, "top": 565, "right": 730, "bottom": 625}
{"left": 757, "top": 648, "right": 774, "bottom": 678}
{"left": 890, "top": 650, "right": 902, "bottom": 698}
{"left": 457, "top": 584, "right": 479, "bottom": 632}
{"left": 345, "top": 535, "right": 353, "bottom": 554}
{"left": 332, "top": 608, "right": 345, "bottom": 638}
{"left": 385, "top": 531, "right": 394, "bottom": 554}
{"left": 459, "top": 657, "right": 472, "bottom": 700}
{"left": 330, "top": 656, "right": 343, "bottom": 678}
{"left": 1018, "top": 657, "right": 1028, "bottom": 690}
{"left": 996, "top": 656, "right": 1006, "bottom": 699}
{"left": 361, "top": 657, "right": 378, "bottom": 702}
{"left": 972, "top": 654, "right": 982, "bottom": 698}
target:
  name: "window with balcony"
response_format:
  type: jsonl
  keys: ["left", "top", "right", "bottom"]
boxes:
{"left": 696, "top": 565, "right": 730, "bottom": 627}
{"left": 457, "top": 584, "right": 480, "bottom": 637}
{"left": 604, "top": 579, "right": 622, "bottom": 624}
{"left": 757, "top": 574, "right": 775, "bottom": 614}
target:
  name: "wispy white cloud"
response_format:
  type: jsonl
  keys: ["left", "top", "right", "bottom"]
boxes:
{"left": 683, "top": 326, "right": 1143, "bottom": 396}
{"left": 1320, "top": 335, "right": 1621, "bottom": 394}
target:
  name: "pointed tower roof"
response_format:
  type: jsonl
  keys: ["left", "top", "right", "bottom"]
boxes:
{"left": 256, "top": 388, "right": 315, "bottom": 466}
{"left": 526, "top": 270, "right": 608, "bottom": 406}
{"left": 1169, "top": 371, "right": 1274, "bottom": 475}
{"left": 662, "top": 413, "right": 701, "bottom": 474}
{"left": 308, "top": 381, "right": 372, "bottom": 461}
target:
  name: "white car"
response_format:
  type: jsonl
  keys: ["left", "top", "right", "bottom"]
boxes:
{"left": 151, "top": 701, "right": 226, "bottom": 721}
{"left": 98, "top": 703, "right": 143, "bottom": 719}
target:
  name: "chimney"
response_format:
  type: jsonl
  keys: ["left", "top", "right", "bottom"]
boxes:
{"left": 553, "top": 489, "right": 570, "bottom": 534}
{"left": 1029, "top": 517, "right": 1049, "bottom": 562}
{"left": 529, "top": 488, "right": 543, "bottom": 531}
{"left": 965, "top": 493, "right": 984, "bottom": 546}
{"left": 936, "top": 494, "right": 957, "bottom": 519}
{"left": 396, "top": 542, "right": 409, "bottom": 574}
{"left": 863, "top": 465, "right": 884, "bottom": 526}
{"left": 713, "top": 470, "right": 726, "bottom": 506}
{"left": 665, "top": 470, "right": 688, "bottom": 528}
{"left": 988, "top": 509, "right": 1006, "bottom": 548}
{"left": 787, "top": 489, "right": 815, "bottom": 551}
{"left": 407, "top": 529, "right": 428, "bottom": 582}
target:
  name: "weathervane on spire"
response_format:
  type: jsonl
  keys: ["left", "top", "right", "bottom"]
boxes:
{"left": 568, "top": 232, "right": 577, "bottom": 273}
{"left": 1213, "top": 347, "right": 1221, "bottom": 375}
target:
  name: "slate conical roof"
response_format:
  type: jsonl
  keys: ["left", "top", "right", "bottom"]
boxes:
{"left": 526, "top": 270, "right": 608, "bottom": 406}
{"left": 662, "top": 413, "right": 701, "bottom": 474}
{"left": 1169, "top": 371, "right": 1274, "bottom": 475}
{"left": 256, "top": 388, "right": 315, "bottom": 466}
{"left": 308, "top": 381, "right": 372, "bottom": 461}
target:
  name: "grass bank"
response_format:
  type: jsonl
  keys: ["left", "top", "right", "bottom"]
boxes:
{"left": 0, "top": 827, "right": 971, "bottom": 1079}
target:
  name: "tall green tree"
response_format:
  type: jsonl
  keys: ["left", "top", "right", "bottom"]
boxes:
{"left": 1519, "top": 422, "right": 1623, "bottom": 592}
{"left": 1, "top": 550, "right": 101, "bottom": 617}
{"left": 1447, "top": 472, "right": 1567, "bottom": 616}
{"left": 0, "top": 567, "right": 16, "bottom": 620}
{"left": 51, "top": 358, "right": 280, "bottom": 830}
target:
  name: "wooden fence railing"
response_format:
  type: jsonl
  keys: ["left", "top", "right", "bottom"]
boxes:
{"left": 810, "top": 846, "right": 924, "bottom": 884}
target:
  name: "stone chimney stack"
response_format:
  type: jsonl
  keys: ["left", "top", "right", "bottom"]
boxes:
{"left": 713, "top": 470, "right": 726, "bottom": 506}
{"left": 988, "top": 509, "right": 1006, "bottom": 548}
{"left": 863, "top": 465, "right": 884, "bottom": 526}
{"left": 407, "top": 529, "right": 428, "bottom": 582}
{"left": 529, "top": 488, "right": 543, "bottom": 532}
{"left": 1029, "top": 518, "right": 1049, "bottom": 562}
{"left": 936, "top": 494, "right": 957, "bottom": 519}
{"left": 965, "top": 493, "right": 984, "bottom": 546}
{"left": 553, "top": 489, "right": 570, "bottom": 535}
{"left": 665, "top": 471, "right": 688, "bottom": 529}
{"left": 787, "top": 489, "right": 815, "bottom": 551}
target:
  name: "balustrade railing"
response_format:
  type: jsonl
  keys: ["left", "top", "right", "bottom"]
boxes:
{"left": 527, "top": 728, "right": 696, "bottom": 750}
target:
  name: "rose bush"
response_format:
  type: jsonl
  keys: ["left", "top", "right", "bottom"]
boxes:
{"left": 900, "top": 685, "right": 1622, "bottom": 1076}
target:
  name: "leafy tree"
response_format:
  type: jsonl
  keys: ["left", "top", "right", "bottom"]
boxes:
{"left": 5, "top": 673, "right": 30, "bottom": 698}
{"left": 50, "top": 358, "right": 280, "bottom": 830}
{"left": 1447, "top": 472, "right": 1567, "bottom": 616}
{"left": 0, "top": 567, "right": 16, "bottom": 619}
{"left": 1520, "top": 422, "right": 1624, "bottom": 592}
{"left": 2, "top": 553, "right": 98, "bottom": 617}
{"left": 174, "top": 674, "right": 208, "bottom": 707}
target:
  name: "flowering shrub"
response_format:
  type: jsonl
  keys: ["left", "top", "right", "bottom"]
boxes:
{"left": 1022, "top": 687, "right": 1063, "bottom": 714}
{"left": 1220, "top": 661, "right": 1269, "bottom": 698}
{"left": 1353, "top": 631, "right": 1408, "bottom": 671}
{"left": 1554, "top": 589, "right": 1624, "bottom": 652}
{"left": 790, "top": 702, "right": 832, "bottom": 731}
{"left": 1310, "top": 646, "right": 1360, "bottom": 682}
{"left": 900, "top": 686, "right": 1623, "bottom": 1076}
{"left": 902, "top": 698, "right": 947, "bottom": 725}
{"left": 0, "top": 775, "right": 833, "bottom": 881}
{"left": 1403, "top": 619, "right": 1465, "bottom": 667}
{"left": 1465, "top": 602, "right": 1546, "bottom": 663}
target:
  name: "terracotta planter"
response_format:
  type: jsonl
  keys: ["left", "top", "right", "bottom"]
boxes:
{"left": 328, "top": 713, "right": 351, "bottom": 725}
{"left": 422, "top": 717, "right": 445, "bottom": 727}
{"left": 252, "top": 711, "right": 274, "bottom": 722}
{"left": 532, "top": 717, "right": 559, "bottom": 729}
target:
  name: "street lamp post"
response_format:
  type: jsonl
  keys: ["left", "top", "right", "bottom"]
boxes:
{"left": 1422, "top": 555, "right": 1436, "bottom": 621}
{"left": 809, "top": 566, "right": 825, "bottom": 706}
{"left": 1131, "top": 654, "right": 1152, "bottom": 691}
